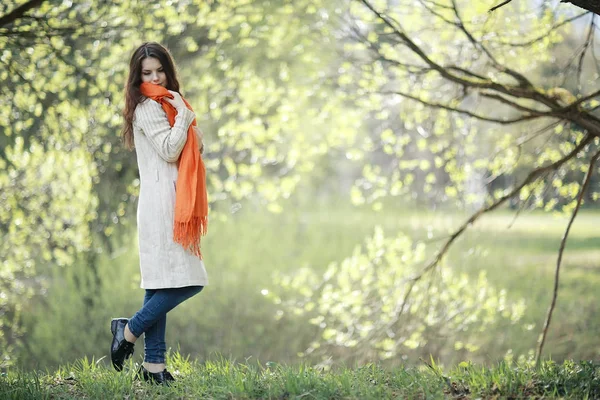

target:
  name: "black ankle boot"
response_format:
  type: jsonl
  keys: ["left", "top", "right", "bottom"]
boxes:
{"left": 139, "top": 366, "right": 176, "bottom": 385}
{"left": 110, "top": 318, "right": 135, "bottom": 371}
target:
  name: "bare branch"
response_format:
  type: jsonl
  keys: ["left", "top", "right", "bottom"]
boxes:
{"left": 0, "top": 0, "right": 48, "bottom": 28}
{"left": 381, "top": 90, "right": 545, "bottom": 124}
{"left": 573, "top": 88, "right": 600, "bottom": 107}
{"left": 355, "top": 0, "right": 600, "bottom": 137}
{"left": 393, "top": 133, "right": 594, "bottom": 321}
{"left": 446, "top": 65, "right": 488, "bottom": 81}
{"left": 417, "top": 0, "right": 456, "bottom": 26}
{"left": 489, "top": 0, "right": 514, "bottom": 13}
{"left": 558, "top": 15, "right": 597, "bottom": 87}
{"left": 576, "top": 16, "right": 595, "bottom": 90}
{"left": 591, "top": 22, "right": 600, "bottom": 77}
{"left": 561, "top": 1, "right": 600, "bottom": 15}
{"left": 536, "top": 148, "right": 600, "bottom": 365}
{"left": 483, "top": 121, "right": 564, "bottom": 186}
{"left": 506, "top": 177, "right": 548, "bottom": 229}
{"left": 481, "top": 92, "right": 550, "bottom": 114}
{"left": 422, "top": 0, "right": 453, "bottom": 10}
{"left": 356, "top": 0, "right": 561, "bottom": 109}
{"left": 490, "top": 12, "right": 590, "bottom": 47}
{"left": 418, "top": 0, "right": 533, "bottom": 87}
{"left": 346, "top": 23, "right": 431, "bottom": 74}
{"left": 450, "top": 0, "right": 533, "bottom": 87}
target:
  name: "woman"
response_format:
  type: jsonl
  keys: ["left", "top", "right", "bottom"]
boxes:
{"left": 110, "top": 42, "right": 209, "bottom": 385}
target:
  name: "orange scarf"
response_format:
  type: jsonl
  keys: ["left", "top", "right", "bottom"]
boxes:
{"left": 140, "top": 82, "right": 208, "bottom": 259}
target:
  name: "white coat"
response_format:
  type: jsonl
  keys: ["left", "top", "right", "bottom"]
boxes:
{"left": 132, "top": 98, "right": 209, "bottom": 289}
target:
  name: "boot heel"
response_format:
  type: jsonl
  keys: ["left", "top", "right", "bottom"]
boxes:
{"left": 111, "top": 319, "right": 118, "bottom": 335}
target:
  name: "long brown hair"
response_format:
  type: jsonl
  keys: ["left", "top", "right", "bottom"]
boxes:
{"left": 121, "top": 42, "right": 181, "bottom": 149}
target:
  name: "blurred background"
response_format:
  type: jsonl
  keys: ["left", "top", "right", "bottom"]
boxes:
{"left": 1, "top": 0, "right": 599, "bottom": 371}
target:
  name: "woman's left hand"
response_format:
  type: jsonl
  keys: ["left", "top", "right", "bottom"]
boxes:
{"left": 194, "top": 126, "right": 204, "bottom": 154}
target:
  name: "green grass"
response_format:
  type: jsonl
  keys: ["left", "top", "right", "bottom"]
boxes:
{"left": 2, "top": 354, "right": 599, "bottom": 399}
{"left": 429, "top": 209, "right": 600, "bottom": 362}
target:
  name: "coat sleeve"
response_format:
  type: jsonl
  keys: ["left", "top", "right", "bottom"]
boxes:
{"left": 134, "top": 99, "right": 196, "bottom": 162}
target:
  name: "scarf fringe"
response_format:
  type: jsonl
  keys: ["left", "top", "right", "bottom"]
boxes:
{"left": 174, "top": 216, "right": 208, "bottom": 259}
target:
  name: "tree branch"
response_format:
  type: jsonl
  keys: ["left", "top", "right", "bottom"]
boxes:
{"left": 356, "top": 0, "right": 600, "bottom": 137}
{"left": 484, "top": 121, "right": 564, "bottom": 186}
{"left": 449, "top": 0, "right": 533, "bottom": 88}
{"left": 446, "top": 65, "right": 488, "bottom": 81}
{"left": 0, "top": 0, "right": 48, "bottom": 28}
{"left": 578, "top": 16, "right": 596, "bottom": 90}
{"left": 480, "top": 92, "right": 549, "bottom": 114}
{"left": 392, "top": 133, "right": 594, "bottom": 324}
{"left": 357, "top": 0, "right": 561, "bottom": 109}
{"left": 418, "top": 0, "right": 532, "bottom": 87}
{"left": 489, "top": 12, "right": 590, "bottom": 47}
{"left": 535, "top": 148, "right": 600, "bottom": 365}
{"left": 489, "top": 0, "right": 514, "bottom": 13}
{"left": 346, "top": 23, "right": 432, "bottom": 75}
{"left": 572, "top": 88, "right": 600, "bottom": 108}
{"left": 422, "top": 0, "right": 453, "bottom": 10}
{"left": 562, "top": 1, "right": 600, "bottom": 15}
{"left": 490, "top": 0, "right": 600, "bottom": 15}
{"left": 382, "top": 90, "right": 545, "bottom": 124}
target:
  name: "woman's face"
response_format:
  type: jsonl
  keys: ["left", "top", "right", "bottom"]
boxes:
{"left": 141, "top": 57, "right": 167, "bottom": 87}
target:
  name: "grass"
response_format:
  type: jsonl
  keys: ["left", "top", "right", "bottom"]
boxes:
{"left": 435, "top": 209, "right": 600, "bottom": 362}
{"left": 2, "top": 354, "right": 599, "bottom": 399}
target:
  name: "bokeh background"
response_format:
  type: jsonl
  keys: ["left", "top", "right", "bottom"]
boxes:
{"left": 1, "top": 0, "right": 599, "bottom": 371}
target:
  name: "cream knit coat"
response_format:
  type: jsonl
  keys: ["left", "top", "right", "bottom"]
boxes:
{"left": 132, "top": 98, "right": 209, "bottom": 289}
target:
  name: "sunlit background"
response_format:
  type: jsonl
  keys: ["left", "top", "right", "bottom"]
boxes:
{"left": 1, "top": 0, "right": 599, "bottom": 371}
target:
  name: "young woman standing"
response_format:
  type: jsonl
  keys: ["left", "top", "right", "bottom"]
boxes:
{"left": 111, "top": 42, "right": 209, "bottom": 385}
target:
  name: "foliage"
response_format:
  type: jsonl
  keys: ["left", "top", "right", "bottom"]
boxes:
{"left": 3, "top": 0, "right": 600, "bottom": 372}
{"left": 0, "top": 0, "right": 146, "bottom": 367}
{"left": 10, "top": 200, "right": 600, "bottom": 371}
{"left": 166, "top": 0, "right": 363, "bottom": 207}
{"left": 1, "top": 354, "right": 599, "bottom": 399}
{"left": 0, "top": 0, "right": 359, "bottom": 366}
{"left": 17, "top": 235, "right": 140, "bottom": 369}
{"left": 269, "top": 226, "right": 525, "bottom": 365}
{"left": 336, "top": 0, "right": 600, "bottom": 210}
{"left": 0, "top": 139, "right": 97, "bottom": 367}
{"left": 332, "top": 0, "right": 600, "bottom": 363}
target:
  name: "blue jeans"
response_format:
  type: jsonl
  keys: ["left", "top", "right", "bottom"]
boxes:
{"left": 127, "top": 285, "right": 203, "bottom": 363}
